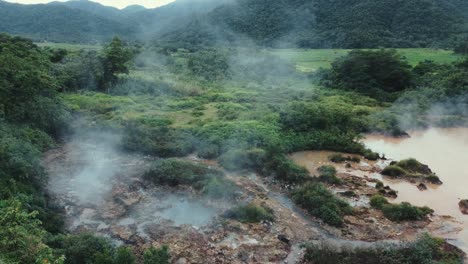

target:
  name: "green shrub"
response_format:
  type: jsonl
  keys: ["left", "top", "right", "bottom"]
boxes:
{"left": 292, "top": 182, "right": 352, "bottom": 227}
{"left": 329, "top": 154, "right": 346, "bottom": 163}
{"left": 375, "top": 181, "right": 384, "bottom": 189}
{"left": 317, "top": 165, "right": 342, "bottom": 185}
{"left": 370, "top": 195, "right": 389, "bottom": 210}
{"left": 218, "top": 148, "right": 266, "bottom": 171}
{"left": 47, "top": 233, "right": 115, "bottom": 264}
{"left": 382, "top": 203, "right": 433, "bottom": 222}
{"left": 144, "top": 246, "right": 170, "bottom": 264}
{"left": 381, "top": 165, "right": 407, "bottom": 177}
{"left": 144, "top": 159, "right": 219, "bottom": 187}
{"left": 363, "top": 150, "right": 380, "bottom": 161}
{"left": 224, "top": 203, "right": 274, "bottom": 223}
{"left": 329, "top": 154, "right": 360, "bottom": 163}
{"left": 264, "top": 153, "right": 309, "bottom": 184}
{"left": 201, "top": 176, "right": 239, "bottom": 200}
{"left": 113, "top": 247, "right": 136, "bottom": 264}
{"left": 144, "top": 159, "right": 238, "bottom": 199}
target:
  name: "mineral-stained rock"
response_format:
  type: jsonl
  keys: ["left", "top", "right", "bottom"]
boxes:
{"left": 459, "top": 200, "right": 468, "bottom": 215}
{"left": 110, "top": 225, "right": 135, "bottom": 242}
{"left": 101, "top": 201, "right": 126, "bottom": 219}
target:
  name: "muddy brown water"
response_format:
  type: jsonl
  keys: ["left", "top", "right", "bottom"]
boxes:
{"left": 292, "top": 128, "right": 468, "bottom": 254}
{"left": 363, "top": 127, "right": 468, "bottom": 253}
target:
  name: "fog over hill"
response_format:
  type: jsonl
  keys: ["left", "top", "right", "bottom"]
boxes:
{"left": 1, "top": 0, "right": 468, "bottom": 47}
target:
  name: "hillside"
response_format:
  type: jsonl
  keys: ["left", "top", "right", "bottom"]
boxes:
{"left": 165, "top": 0, "right": 468, "bottom": 48}
{"left": 0, "top": 1, "right": 135, "bottom": 43}
{"left": 0, "top": 0, "right": 468, "bottom": 47}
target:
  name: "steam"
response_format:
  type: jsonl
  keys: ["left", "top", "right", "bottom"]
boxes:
{"left": 47, "top": 130, "right": 124, "bottom": 206}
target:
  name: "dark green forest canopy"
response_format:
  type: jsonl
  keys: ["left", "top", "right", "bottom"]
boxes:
{"left": 1, "top": 0, "right": 468, "bottom": 48}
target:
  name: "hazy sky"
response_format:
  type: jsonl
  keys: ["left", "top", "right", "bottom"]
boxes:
{"left": 4, "top": 0, "right": 175, "bottom": 9}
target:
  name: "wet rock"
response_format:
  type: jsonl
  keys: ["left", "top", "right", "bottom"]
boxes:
{"left": 277, "top": 234, "right": 290, "bottom": 244}
{"left": 417, "top": 183, "right": 428, "bottom": 191}
{"left": 459, "top": 200, "right": 468, "bottom": 215}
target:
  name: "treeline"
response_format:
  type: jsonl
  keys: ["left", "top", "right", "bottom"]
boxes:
{"left": 2, "top": 0, "right": 468, "bottom": 48}
{"left": 318, "top": 49, "right": 468, "bottom": 129}
{"left": 159, "top": 0, "right": 468, "bottom": 49}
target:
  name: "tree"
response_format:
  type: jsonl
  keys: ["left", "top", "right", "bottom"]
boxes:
{"left": 322, "top": 49, "right": 413, "bottom": 100}
{"left": 143, "top": 246, "right": 170, "bottom": 264}
{"left": 0, "top": 199, "right": 63, "bottom": 264}
{"left": 100, "top": 37, "right": 134, "bottom": 91}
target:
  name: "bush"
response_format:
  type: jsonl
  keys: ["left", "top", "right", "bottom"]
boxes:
{"left": 370, "top": 195, "right": 389, "bottom": 210}
{"left": 329, "top": 154, "right": 360, "bottom": 163}
{"left": 113, "top": 247, "right": 136, "bottom": 264}
{"left": 382, "top": 203, "right": 433, "bottom": 222}
{"left": 144, "top": 159, "right": 238, "bottom": 199}
{"left": 363, "top": 150, "right": 380, "bottom": 161}
{"left": 264, "top": 153, "right": 309, "bottom": 184}
{"left": 144, "top": 158, "right": 220, "bottom": 187}
{"left": 143, "top": 246, "right": 170, "bottom": 264}
{"left": 375, "top": 181, "right": 384, "bottom": 189}
{"left": 381, "top": 165, "right": 406, "bottom": 177}
{"left": 329, "top": 154, "right": 347, "bottom": 163}
{"left": 218, "top": 148, "right": 266, "bottom": 171}
{"left": 292, "top": 182, "right": 352, "bottom": 227}
{"left": 224, "top": 203, "right": 274, "bottom": 223}
{"left": 201, "top": 176, "right": 239, "bottom": 200}
{"left": 317, "top": 165, "right": 342, "bottom": 185}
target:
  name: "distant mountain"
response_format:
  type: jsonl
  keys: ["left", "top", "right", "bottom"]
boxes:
{"left": 48, "top": 0, "right": 124, "bottom": 21}
{"left": 0, "top": 0, "right": 467, "bottom": 48}
{"left": 121, "top": 5, "right": 146, "bottom": 14}
{"left": 0, "top": 0, "right": 135, "bottom": 43}
{"left": 160, "top": 0, "right": 468, "bottom": 48}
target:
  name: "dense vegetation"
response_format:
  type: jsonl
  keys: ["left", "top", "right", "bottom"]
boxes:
{"left": 223, "top": 203, "right": 275, "bottom": 223}
{"left": 2, "top": 0, "right": 468, "bottom": 48}
{"left": 370, "top": 195, "right": 433, "bottom": 222}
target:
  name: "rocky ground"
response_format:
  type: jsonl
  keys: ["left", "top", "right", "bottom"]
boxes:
{"left": 43, "top": 144, "right": 463, "bottom": 263}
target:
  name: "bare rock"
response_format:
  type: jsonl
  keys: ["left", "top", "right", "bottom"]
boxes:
{"left": 459, "top": 200, "right": 468, "bottom": 215}
{"left": 417, "top": 183, "right": 428, "bottom": 191}
{"left": 110, "top": 225, "right": 135, "bottom": 242}
{"left": 101, "top": 201, "right": 126, "bottom": 219}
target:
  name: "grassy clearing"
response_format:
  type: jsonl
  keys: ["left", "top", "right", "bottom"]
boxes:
{"left": 270, "top": 48, "right": 462, "bottom": 72}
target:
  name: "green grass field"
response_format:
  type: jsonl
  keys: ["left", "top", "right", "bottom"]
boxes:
{"left": 270, "top": 48, "right": 463, "bottom": 72}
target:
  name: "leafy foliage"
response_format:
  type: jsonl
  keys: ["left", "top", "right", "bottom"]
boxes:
{"left": 322, "top": 50, "right": 413, "bottom": 100}
{"left": 292, "top": 182, "right": 352, "bottom": 227}
{"left": 143, "top": 246, "right": 170, "bottom": 264}
{"left": 224, "top": 203, "right": 275, "bottom": 223}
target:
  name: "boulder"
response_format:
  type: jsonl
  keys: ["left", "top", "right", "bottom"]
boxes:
{"left": 417, "top": 183, "right": 428, "bottom": 191}
{"left": 459, "top": 200, "right": 468, "bottom": 215}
